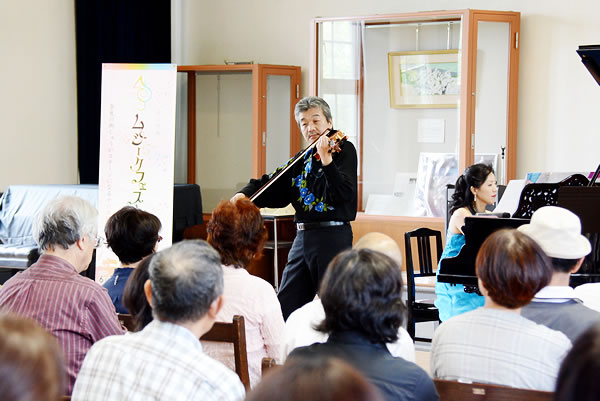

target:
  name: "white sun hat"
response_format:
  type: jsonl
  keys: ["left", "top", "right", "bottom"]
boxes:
{"left": 518, "top": 206, "right": 591, "bottom": 259}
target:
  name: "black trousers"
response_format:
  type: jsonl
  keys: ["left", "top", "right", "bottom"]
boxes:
{"left": 277, "top": 224, "right": 353, "bottom": 320}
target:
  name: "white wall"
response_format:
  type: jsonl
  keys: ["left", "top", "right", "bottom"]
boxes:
{"left": 2, "top": 0, "right": 599, "bottom": 193}
{"left": 180, "top": 0, "right": 600, "bottom": 178}
{"left": 0, "top": 0, "right": 78, "bottom": 191}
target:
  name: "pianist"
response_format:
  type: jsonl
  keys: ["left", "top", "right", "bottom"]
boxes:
{"left": 435, "top": 163, "right": 497, "bottom": 321}
{"left": 519, "top": 206, "right": 599, "bottom": 342}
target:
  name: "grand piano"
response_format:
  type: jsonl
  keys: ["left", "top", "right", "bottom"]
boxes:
{"left": 438, "top": 45, "right": 600, "bottom": 288}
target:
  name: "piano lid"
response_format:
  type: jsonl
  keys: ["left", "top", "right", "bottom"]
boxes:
{"left": 577, "top": 45, "right": 600, "bottom": 86}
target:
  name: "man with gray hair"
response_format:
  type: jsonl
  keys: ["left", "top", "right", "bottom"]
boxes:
{"left": 72, "top": 240, "right": 245, "bottom": 401}
{"left": 234, "top": 96, "right": 358, "bottom": 320}
{"left": 0, "top": 196, "right": 124, "bottom": 394}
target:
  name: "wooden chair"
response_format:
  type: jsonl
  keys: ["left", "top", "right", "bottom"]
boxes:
{"left": 117, "top": 313, "right": 136, "bottom": 331}
{"left": 261, "top": 357, "right": 282, "bottom": 376}
{"left": 434, "top": 379, "right": 554, "bottom": 401}
{"left": 201, "top": 315, "right": 250, "bottom": 389}
{"left": 59, "top": 396, "right": 71, "bottom": 401}
{"left": 404, "top": 228, "right": 442, "bottom": 342}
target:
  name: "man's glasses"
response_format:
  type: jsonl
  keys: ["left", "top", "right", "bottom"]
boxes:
{"left": 94, "top": 236, "right": 107, "bottom": 249}
{"left": 93, "top": 235, "right": 162, "bottom": 249}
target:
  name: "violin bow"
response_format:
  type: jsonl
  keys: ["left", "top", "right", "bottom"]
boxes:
{"left": 249, "top": 129, "right": 338, "bottom": 202}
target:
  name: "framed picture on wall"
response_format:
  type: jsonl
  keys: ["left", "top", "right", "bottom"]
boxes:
{"left": 388, "top": 50, "right": 460, "bottom": 108}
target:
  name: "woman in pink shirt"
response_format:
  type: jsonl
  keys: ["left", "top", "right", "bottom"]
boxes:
{"left": 204, "top": 198, "right": 285, "bottom": 387}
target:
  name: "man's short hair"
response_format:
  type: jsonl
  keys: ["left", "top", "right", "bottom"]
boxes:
{"left": 316, "top": 248, "right": 405, "bottom": 344}
{"left": 477, "top": 229, "right": 552, "bottom": 309}
{"left": 105, "top": 206, "right": 162, "bottom": 264}
{"left": 149, "top": 240, "right": 223, "bottom": 323}
{"left": 32, "top": 196, "right": 98, "bottom": 252}
{"left": 294, "top": 96, "right": 332, "bottom": 126}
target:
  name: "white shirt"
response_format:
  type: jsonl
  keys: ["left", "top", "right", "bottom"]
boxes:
{"left": 281, "top": 298, "right": 415, "bottom": 363}
{"left": 72, "top": 320, "right": 245, "bottom": 401}
{"left": 202, "top": 265, "right": 284, "bottom": 388}
{"left": 431, "top": 307, "right": 571, "bottom": 391}
{"left": 532, "top": 285, "right": 582, "bottom": 303}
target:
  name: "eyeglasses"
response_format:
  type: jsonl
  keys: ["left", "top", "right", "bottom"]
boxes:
{"left": 94, "top": 236, "right": 107, "bottom": 249}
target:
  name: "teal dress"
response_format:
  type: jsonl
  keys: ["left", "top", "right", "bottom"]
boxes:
{"left": 434, "top": 232, "right": 484, "bottom": 321}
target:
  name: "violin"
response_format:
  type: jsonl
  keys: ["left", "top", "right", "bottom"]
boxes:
{"left": 314, "top": 130, "right": 348, "bottom": 161}
{"left": 249, "top": 129, "right": 347, "bottom": 202}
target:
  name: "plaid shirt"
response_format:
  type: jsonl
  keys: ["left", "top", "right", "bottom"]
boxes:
{"left": 0, "top": 254, "right": 124, "bottom": 393}
{"left": 431, "top": 307, "right": 572, "bottom": 391}
{"left": 72, "top": 319, "right": 245, "bottom": 401}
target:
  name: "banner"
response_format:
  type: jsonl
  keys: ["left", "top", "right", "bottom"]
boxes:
{"left": 96, "top": 63, "right": 177, "bottom": 284}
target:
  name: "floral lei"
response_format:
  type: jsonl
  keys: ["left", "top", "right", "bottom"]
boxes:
{"left": 291, "top": 149, "right": 334, "bottom": 212}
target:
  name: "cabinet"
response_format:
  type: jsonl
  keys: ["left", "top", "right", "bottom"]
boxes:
{"left": 311, "top": 10, "right": 520, "bottom": 218}
{"left": 177, "top": 64, "right": 302, "bottom": 211}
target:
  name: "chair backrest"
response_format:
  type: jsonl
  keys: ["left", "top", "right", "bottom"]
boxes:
{"left": 404, "top": 228, "right": 442, "bottom": 302}
{"left": 117, "top": 313, "right": 136, "bottom": 332}
{"left": 201, "top": 315, "right": 250, "bottom": 389}
{"left": 434, "top": 379, "right": 554, "bottom": 401}
{"left": 261, "top": 357, "right": 282, "bottom": 377}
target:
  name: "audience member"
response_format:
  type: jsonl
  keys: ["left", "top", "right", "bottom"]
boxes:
{"left": 554, "top": 323, "right": 600, "bottom": 401}
{"left": 205, "top": 198, "right": 284, "bottom": 387}
{"left": 122, "top": 254, "right": 154, "bottom": 332}
{"left": 102, "top": 206, "right": 162, "bottom": 313}
{"left": 435, "top": 163, "right": 496, "bottom": 321}
{"left": 72, "top": 240, "right": 245, "bottom": 401}
{"left": 289, "top": 248, "right": 438, "bottom": 401}
{"left": 573, "top": 283, "right": 600, "bottom": 313}
{"left": 519, "top": 206, "right": 598, "bottom": 341}
{"left": 282, "top": 232, "right": 414, "bottom": 362}
{"left": 246, "top": 355, "right": 383, "bottom": 401}
{"left": 0, "top": 313, "right": 65, "bottom": 401}
{"left": 0, "top": 196, "right": 124, "bottom": 393}
{"left": 431, "top": 229, "right": 572, "bottom": 391}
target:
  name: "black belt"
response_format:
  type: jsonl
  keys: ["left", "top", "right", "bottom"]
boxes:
{"left": 296, "top": 221, "right": 349, "bottom": 231}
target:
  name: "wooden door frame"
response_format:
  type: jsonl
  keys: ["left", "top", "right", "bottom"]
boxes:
{"left": 177, "top": 64, "right": 302, "bottom": 184}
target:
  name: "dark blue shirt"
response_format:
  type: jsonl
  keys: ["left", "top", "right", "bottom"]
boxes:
{"left": 103, "top": 267, "right": 134, "bottom": 314}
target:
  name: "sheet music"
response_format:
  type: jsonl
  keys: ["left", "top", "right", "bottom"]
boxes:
{"left": 493, "top": 179, "right": 527, "bottom": 216}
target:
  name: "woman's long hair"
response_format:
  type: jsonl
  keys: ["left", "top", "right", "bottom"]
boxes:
{"left": 449, "top": 163, "right": 494, "bottom": 215}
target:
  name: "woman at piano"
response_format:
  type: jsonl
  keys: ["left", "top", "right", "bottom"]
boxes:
{"left": 435, "top": 163, "right": 498, "bottom": 321}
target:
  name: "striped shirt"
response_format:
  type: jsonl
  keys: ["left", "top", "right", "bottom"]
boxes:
{"left": 431, "top": 307, "right": 572, "bottom": 391}
{"left": 72, "top": 320, "right": 246, "bottom": 401}
{"left": 0, "top": 254, "right": 124, "bottom": 393}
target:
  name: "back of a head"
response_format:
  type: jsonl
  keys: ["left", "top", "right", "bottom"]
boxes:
{"left": 317, "top": 248, "right": 405, "bottom": 343}
{"left": 476, "top": 229, "right": 552, "bottom": 308}
{"left": 149, "top": 240, "right": 223, "bottom": 323}
{"left": 246, "top": 356, "right": 383, "bottom": 401}
{"left": 554, "top": 323, "right": 600, "bottom": 401}
{"left": 450, "top": 163, "right": 494, "bottom": 215}
{"left": 32, "top": 195, "right": 98, "bottom": 252}
{"left": 123, "top": 254, "right": 154, "bottom": 331}
{"left": 105, "top": 206, "right": 162, "bottom": 264}
{"left": 207, "top": 199, "right": 267, "bottom": 268}
{"left": 0, "top": 314, "right": 65, "bottom": 401}
{"left": 353, "top": 232, "right": 403, "bottom": 266}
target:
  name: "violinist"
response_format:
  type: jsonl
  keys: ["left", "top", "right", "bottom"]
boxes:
{"left": 232, "top": 96, "right": 357, "bottom": 320}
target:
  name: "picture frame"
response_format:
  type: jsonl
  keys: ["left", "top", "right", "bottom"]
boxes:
{"left": 388, "top": 50, "right": 460, "bottom": 108}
